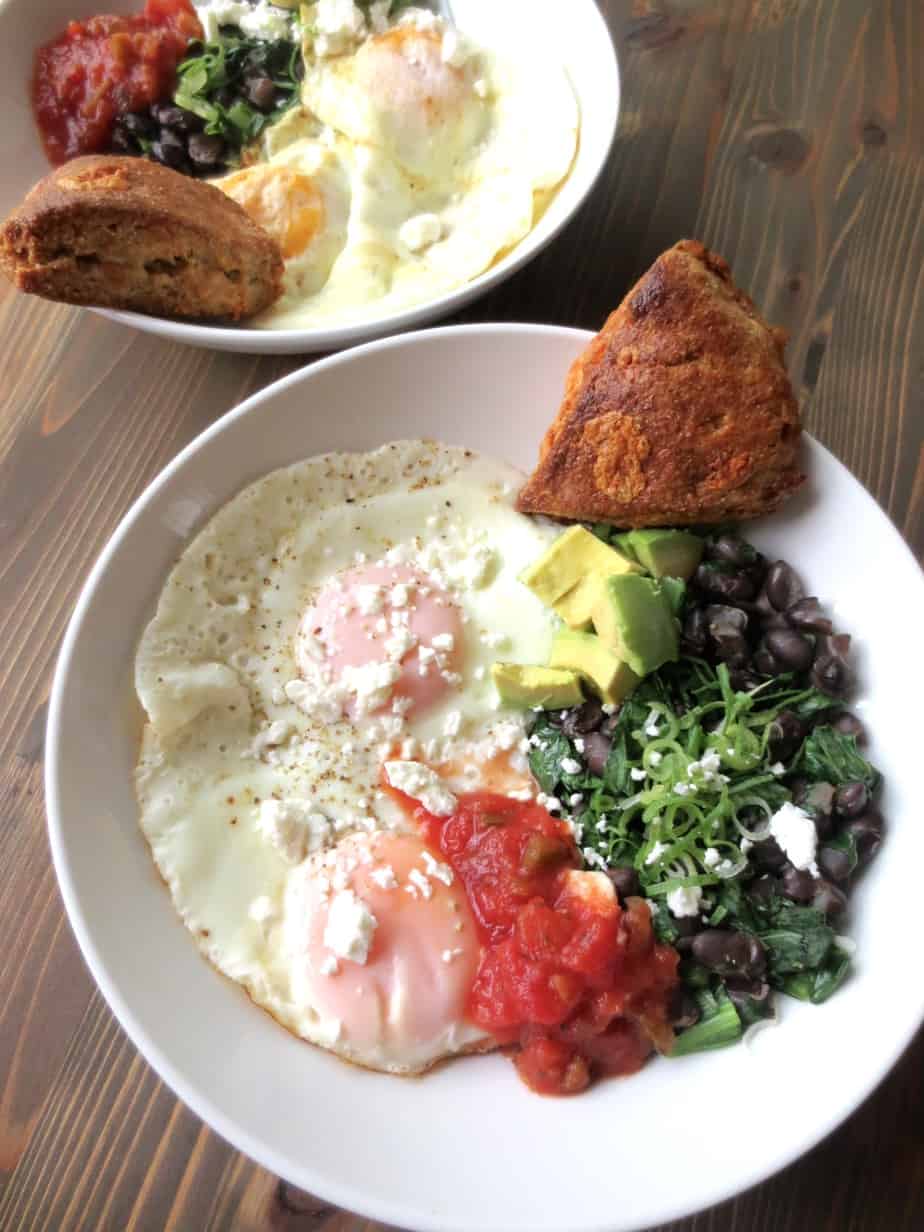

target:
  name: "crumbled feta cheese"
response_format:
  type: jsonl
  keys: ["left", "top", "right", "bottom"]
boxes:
{"left": 769, "top": 761, "right": 786, "bottom": 776}
{"left": 313, "top": 0, "right": 366, "bottom": 55}
{"left": 421, "top": 851, "right": 454, "bottom": 885}
{"left": 649, "top": 750, "right": 663, "bottom": 766}
{"left": 399, "top": 213, "right": 444, "bottom": 252}
{"left": 769, "top": 802, "right": 819, "bottom": 874}
{"left": 473, "top": 665, "right": 485, "bottom": 681}
{"left": 666, "top": 885, "right": 703, "bottom": 918}
{"left": 443, "top": 710, "right": 462, "bottom": 737}
{"left": 473, "top": 77, "right": 488, "bottom": 98}
{"left": 431, "top": 632, "right": 455, "bottom": 652}
{"left": 356, "top": 584, "right": 385, "bottom": 615}
{"left": 673, "top": 782, "right": 694, "bottom": 796}
{"left": 257, "top": 799, "right": 332, "bottom": 864}
{"left": 250, "top": 718, "right": 293, "bottom": 756}
{"left": 703, "top": 847, "right": 721, "bottom": 868}
{"left": 630, "top": 767, "right": 647, "bottom": 782}
{"left": 384, "top": 760, "right": 457, "bottom": 815}
{"left": 385, "top": 626, "right": 417, "bottom": 661}
{"left": 195, "top": 1, "right": 294, "bottom": 44}
{"left": 569, "top": 793, "right": 584, "bottom": 807}
{"left": 370, "top": 864, "right": 398, "bottom": 890}
{"left": 341, "top": 660, "right": 402, "bottom": 715}
{"left": 407, "top": 868, "right": 433, "bottom": 899}
{"left": 441, "top": 947, "right": 464, "bottom": 963}
{"left": 561, "top": 757, "right": 582, "bottom": 775}
{"left": 323, "top": 890, "right": 377, "bottom": 963}
{"left": 319, "top": 955, "right": 340, "bottom": 976}
{"left": 645, "top": 841, "right": 667, "bottom": 866}
{"left": 440, "top": 27, "right": 471, "bottom": 66}
{"left": 271, "top": 685, "right": 286, "bottom": 706}
{"left": 508, "top": 787, "right": 533, "bottom": 801}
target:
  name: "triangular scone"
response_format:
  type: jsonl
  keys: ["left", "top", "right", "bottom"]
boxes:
{"left": 516, "top": 240, "right": 804, "bottom": 526}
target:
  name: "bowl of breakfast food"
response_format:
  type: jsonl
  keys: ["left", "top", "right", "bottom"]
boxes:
{"left": 46, "top": 242, "right": 924, "bottom": 1230}
{"left": 0, "top": 0, "right": 616, "bottom": 352}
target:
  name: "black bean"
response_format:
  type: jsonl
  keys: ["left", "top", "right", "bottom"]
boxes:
{"left": 765, "top": 627, "right": 814, "bottom": 672}
{"left": 110, "top": 125, "right": 139, "bottom": 155}
{"left": 713, "top": 632, "right": 751, "bottom": 667}
{"left": 785, "top": 596, "right": 833, "bottom": 634}
{"left": 668, "top": 986, "right": 701, "bottom": 1030}
{"left": 681, "top": 605, "right": 710, "bottom": 655}
{"left": 246, "top": 74, "right": 278, "bottom": 112}
{"left": 750, "top": 836, "right": 787, "bottom": 871}
{"left": 691, "top": 930, "right": 767, "bottom": 979}
{"left": 707, "top": 533, "right": 758, "bottom": 568}
{"left": 562, "top": 700, "right": 604, "bottom": 737}
{"left": 765, "top": 560, "right": 805, "bottom": 611}
{"left": 693, "top": 564, "right": 757, "bottom": 602}
{"left": 803, "top": 781, "right": 835, "bottom": 820}
{"left": 187, "top": 132, "right": 227, "bottom": 169}
{"left": 812, "top": 878, "right": 848, "bottom": 917}
{"left": 768, "top": 709, "right": 806, "bottom": 761}
{"left": 748, "top": 873, "right": 779, "bottom": 905}
{"left": 122, "top": 110, "right": 157, "bottom": 138}
{"left": 753, "top": 646, "right": 778, "bottom": 676}
{"left": 151, "top": 103, "right": 202, "bottom": 132}
{"left": 818, "top": 844, "right": 853, "bottom": 883}
{"left": 788, "top": 775, "right": 810, "bottom": 802}
{"left": 729, "top": 667, "right": 762, "bottom": 692}
{"left": 582, "top": 731, "right": 611, "bottom": 777}
{"left": 811, "top": 652, "right": 852, "bottom": 698}
{"left": 725, "top": 975, "right": 772, "bottom": 1015}
{"left": 150, "top": 131, "right": 189, "bottom": 172}
{"left": 544, "top": 710, "right": 565, "bottom": 727}
{"left": 606, "top": 865, "right": 640, "bottom": 901}
{"left": 780, "top": 863, "right": 817, "bottom": 903}
{"left": 834, "top": 781, "right": 869, "bottom": 820}
{"left": 753, "top": 588, "right": 778, "bottom": 620}
{"left": 831, "top": 711, "right": 866, "bottom": 744}
{"left": 705, "top": 604, "right": 749, "bottom": 636}
{"left": 843, "top": 812, "right": 883, "bottom": 865}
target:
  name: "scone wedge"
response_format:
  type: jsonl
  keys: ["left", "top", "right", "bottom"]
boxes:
{"left": 516, "top": 240, "right": 804, "bottom": 526}
{"left": 0, "top": 156, "right": 284, "bottom": 321}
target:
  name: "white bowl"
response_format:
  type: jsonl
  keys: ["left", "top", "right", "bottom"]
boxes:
{"left": 0, "top": 0, "right": 618, "bottom": 354}
{"left": 47, "top": 325, "right": 924, "bottom": 1231}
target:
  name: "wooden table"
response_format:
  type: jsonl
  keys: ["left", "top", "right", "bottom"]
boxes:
{"left": 2, "top": 1, "right": 923, "bottom": 1228}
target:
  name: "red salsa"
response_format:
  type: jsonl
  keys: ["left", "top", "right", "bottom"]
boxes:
{"left": 392, "top": 788, "right": 679, "bottom": 1096}
{"left": 32, "top": 0, "right": 202, "bottom": 165}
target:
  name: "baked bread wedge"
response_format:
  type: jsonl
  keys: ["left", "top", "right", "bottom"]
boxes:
{"left": 0, "top": 156, "right": 284, "bottom": 321}
{"left": 516, "top": 240, "right": 804, "bottom": 526}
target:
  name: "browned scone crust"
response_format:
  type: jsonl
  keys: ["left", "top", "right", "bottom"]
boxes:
{"left": 0, "top": 156, "right": 284, "bottom": 321}
{"left": 516, "top": 240, "right": 805, "bottom": 526}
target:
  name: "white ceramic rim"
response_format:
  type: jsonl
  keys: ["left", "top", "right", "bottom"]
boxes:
{"left": 45, "top": 324, "right": 924, "bottom": 1230}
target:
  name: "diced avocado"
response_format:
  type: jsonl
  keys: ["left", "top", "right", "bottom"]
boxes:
{"left": 658, "top": 576, "right": 687, "bottom": 617}
{"left": 520, "top": 525, "right": 640, "bottom": 606}
{"left": 491, "top": 663, "right": 584, "bottom": 709}
{"left": 549, "top": 629, "right": 640, "bottom": 705}
{"left": 614, "top": 532, "right": 639, "bottom": 563}
{"left": 592, "top": 574, "right": 679, "bottom": 676}
{"left": 626, "top": 529, "right": 704, "bottom": 580}
{"left": 552, "top": 574, "right": 604, "bottom": 630}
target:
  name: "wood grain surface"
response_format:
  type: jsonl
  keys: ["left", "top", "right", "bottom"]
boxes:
{"left": 2, "top": 1, "right": 923, "bottom": 1228}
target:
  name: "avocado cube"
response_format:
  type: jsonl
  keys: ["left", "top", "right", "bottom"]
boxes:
{"left": 592, "top": 573, "right": 679, "bottom": 676}
{"left": 613, "top": 532, "right": 639, "bottom": 562}
{"left": 491, "top": 663, "right": 584, "bottom": 710}
{"left": 626, "top": 529, "right": 704, "bottom": 580}
{"left": 519, "top": 525, "right": 640, "bottom": 606}
{"left": 552, "top": 574, "right": 604, "bottom": 630}
{"left": 549, "top": 629, "right": 639, "bottom": 706}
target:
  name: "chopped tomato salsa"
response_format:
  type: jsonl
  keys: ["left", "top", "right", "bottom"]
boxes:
{"left": 390, "top": 788, "right": 679, "bottom": 1095}
{"left": 32, "top": 0, "right": 202, "bottom": 165}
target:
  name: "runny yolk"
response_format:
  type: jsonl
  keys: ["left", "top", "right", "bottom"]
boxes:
{"left": 298, "top": 563, "right": 464, "bottom": 717}
{"left": 221, "top": 166, "right": 325, "bottom": 259}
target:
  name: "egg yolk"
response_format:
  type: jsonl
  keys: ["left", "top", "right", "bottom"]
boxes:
{"left": 297, "top": 564, "right": 463, "bottom": 717}
{"left": 287, "top": 832, "right": 481, "bottom": 1058}
{"left": 221, "top": 166, "right": 325, "bottom": 259}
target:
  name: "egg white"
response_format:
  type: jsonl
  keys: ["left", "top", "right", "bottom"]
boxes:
{"left": 134, "top": 441, "right": 558, "bottom": 1071}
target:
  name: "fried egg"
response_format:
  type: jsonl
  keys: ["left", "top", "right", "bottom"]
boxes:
{"left": 217, "top": 4, "right": 579, "bottom": 328}
{"left": 134, "top": 441, "right": 559, "bottom": 1072}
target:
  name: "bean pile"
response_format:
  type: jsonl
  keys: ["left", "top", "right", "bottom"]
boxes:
{"left": 111, "top": 103, "right": 229, "bottom": 176}
{"left": 533, "top": 530, "right": 883, "bottom": 1038}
